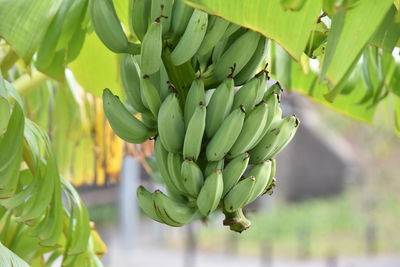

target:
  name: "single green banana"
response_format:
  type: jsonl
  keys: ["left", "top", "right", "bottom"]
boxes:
{"left": 263, "top": 159, "right": 276, "bottom": 195}
{"left": 150, "top": 0, "right": 173, "bottom": 35}
{"left": 120, "top": 54, "right": 148, "bottom": 113}
{"left": 153, "top": 190, "right": 197, "bottom": 226}
{"left": 231, "top": 76, "right": 260, "bottom": 113}
{"left": 265, "top": 82, "right": 283, "bottom": 99}
{"left": 136, "top": 186, "right": 164, "bottom": 223}
{"left": 204, "top": 159, "right": 224, "bottom": 177}
{"left": 167, "top": 152, "right": 187, "bottom": 194}
{"left": 234, "top": 37, "right": 268, "bottom": 85}
{"left": 253, "top": 92, "right": 282, "bottom": 145}
{"left": 183, "top": 103, "right": 206, "bottom": 161}
{"left": 159, "top": 61, "right": 170, "bottom": 100}
{"left": 184, "top": 79, "right": 205, "bottom": 127}
{"left": 206, "top": 106, "right": 245, "bottom": 161}
{"left": 181, "top": 159, "right": 204, "bottom": 197}
{"left": 211, "top": 38, "right": 228, "bottom": 64}
{"left": 214, "top": 30, "right": 260, "bottom": 82}
{"left": 205, "top": 77, "right": 234, "bottom": 138}
{"left": 129, "top": 0, "right": 150, "bottom": 41}
{"left": 223, "top": 176, "right": 255, "bottom": 212}
{"left": 249, "top": 115, "right": 299, "bottom": 164}
{"left": 269, "top": 115, "right": 300, "bottom": 157}
{"left": 221, "top": 23, "right": 241, "bottom": 39}
{"left": 197, "top": 17, "right": 230, "bottom": 56}
{"left": 170, "top": 9, "right": 208, "bottom": 66}
{"left": 222, "top": 152, "right": 249, "bottom": 196}
{"left": 158, "top": 93, "right": 185, "bottom": 153}
{"left": 141, "top": 19, "right": 163, "bottom": 75}
{"left": 154, "top": 138, "right": 186, "bottom": 201}
{"left": 103, "top": 89, "right": 156, "bottom": 143}
{"left": 141, "top": 112, "right": 158, "bottom": 129}
{"left": 140, "top": 75, "right": 162, "bottom": 118}
{"left": 196, "top": 170, "right": 223, "bottom": 216}
{"left": 171, "top": 0, "right": 194, "bottom": 36}
{"left": 228, "top": 102, "right": 269, "bottom": 158}
{"left": 245, "top": 160, "right": 272, "bottom": 204}
{"left": 89, "top": 0, "right": 138, "bottom": 54}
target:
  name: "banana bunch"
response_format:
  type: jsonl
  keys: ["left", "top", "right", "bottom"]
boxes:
{"left": 97, "top": 0, "right": 300, "bottom": 233}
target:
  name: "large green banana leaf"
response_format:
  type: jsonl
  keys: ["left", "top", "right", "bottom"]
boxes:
{"left": 0, "top": 242, "right": 29, "bottom": 267}
{"left": 0, "top": 0, "right": 62, "bottom": 62}
{"left": 182, "top": 0, "right": 400, "bottom": 130}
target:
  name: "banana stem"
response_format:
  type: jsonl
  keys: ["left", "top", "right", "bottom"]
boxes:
{"left": 12, "top": 70, "right": 48, "bottom": 96}
{"left": 0, "top": 49, "right": 19, "bottom": 78}
{"left": 162, "top": 47, "right": 196, "bottom": 107}
{"left": 222, "top": 208, "right": 251, "bottom": 233}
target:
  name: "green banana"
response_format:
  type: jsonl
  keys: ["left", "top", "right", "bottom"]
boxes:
{"left": 183, "top": 104, "right": 206, "bottom": 161}
{"left": 130, "top": 0, "right": 150, "bottom": 41}
{"left": 153, "top": 190, "right": 197, "bottom": 226}
{"left": 154, "top": 138, "right": 186, "bottom": 201}
{"left": 211, "top": 38, "right": 228, "bottom": 64}
{"left": 170, "top": 9, "right": 208, "bottom": 66}
{"left": 253, "top": 92, "right": 282, "bottom": 145}
{"left": 159, "top": 61, "right": 170, "bottom": 100}
{"left": 206, "top": 106, "right": 246, "bottom": 161}
{"left": 103, "top": 89, "right": 156, "bottom": 144}
{"left": 223, "top": 176, "right": 255, "bottom": 212}
{"left": 141, "top": 19, "right": 163, "bottom": 75}
{"left": 196, "top": 170, "right": 223, "bottom": 216}
{"left": 231, "top": 76, "right": 260, "bottom": 113}
{"left": 204, "top": 159, "right": 224, "bottom": 177}
{"left": 140, "top": 75, "right": 162, "bottom": 118}
{"left": 245, "top": 160, "right": 272, "bottom": 204}
{"left": 249, "top": 115, "right": 299, "bottom": 164}
{"left": 150, "top": 0, "right": 173, "bottom": 35}
{"left": 264, "top": 159, "right": 276, "bottom": 194}
{"left": 171, "top": 0, "right": 194, "bottom": 36}
{"left": 137, "top": 186, "right": 163, "bottom": 223}
{"left": 120, "top": 54, "right": 147, "bottom": 113}
{"left": 167, "top": 152, "right": 187, "bottom": 194}
{"left": 205, "top": 77, "right": 234, "bottom": 138}
{"left": 141, "top": 112, "right": 158, "bottom": 128}
{"left": 269, "top": 115, "right": 300, "bottom": 157}
{"left": 228, "top": 102, "right": 269, "bottom": 158}
{"left": 89, "top": 0, "right": 138, "bottom": 54}
{"left": 158, "top": 93, "right": 185, "bottom": 152}
{"left": 222, "top": 152, "right": 249, "bottom": 196}
{"left": 265, "top": 82, "right": 283, "bottom": 98}
{"left": 181, "top": 159, "right": 204, "bottom": 197}
{"left": 234, "top": 37, "right": 268, "bottom": 85}
{"left": 221, "top": 23, "right": 241, "bottom": 39}
{"left": 214, "top": 30, "right": 261, "bottom": 82}
{"left": 184, "top": 79, "right": 205, "bottom": 127}
{"left": 197, "top": 17, "right": 230, "bottom": 56}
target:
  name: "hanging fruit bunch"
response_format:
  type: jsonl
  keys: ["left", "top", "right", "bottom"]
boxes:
{"left": 90, "top": 0, "right": 299, "bottom": 233}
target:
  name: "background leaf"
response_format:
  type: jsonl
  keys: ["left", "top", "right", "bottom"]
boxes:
{"left": 0, "top": 0, "right": 62, "bottom": 62}
{"left": 69, "top": 32, "right": 122, "bottom": 97}
{"left": 320, "top": 0, "right": 393, "bottom": 86}
{"left": 182, "top": 0, "right": 321, "bottom": 60}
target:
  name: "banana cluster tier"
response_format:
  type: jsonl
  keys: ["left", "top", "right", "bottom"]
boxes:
{"left": 94, "top": 0, "right": 300, "bottom": 233}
